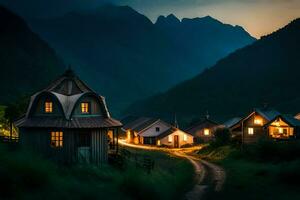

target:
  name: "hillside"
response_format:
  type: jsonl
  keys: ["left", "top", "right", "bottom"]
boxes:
{"left": 126, "top": 18, "right": 300, "bottom": 124}
{"left": 0, "top": 6, "right": 64, "bottom": 104}
{"left": 29, "top": 5, "right": 255, "bottom": 115}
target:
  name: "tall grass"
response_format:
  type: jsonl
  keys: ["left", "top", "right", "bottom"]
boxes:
{"left": 0, "top": 144, "right": 194, "bottom": 200}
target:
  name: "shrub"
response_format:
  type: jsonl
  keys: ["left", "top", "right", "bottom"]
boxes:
{"left": 211, "top": 128, "right": 231, "bottom": 147}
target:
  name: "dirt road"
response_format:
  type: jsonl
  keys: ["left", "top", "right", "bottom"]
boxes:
{"left": 119, "top": 140, "right": 226, "bottom": 200}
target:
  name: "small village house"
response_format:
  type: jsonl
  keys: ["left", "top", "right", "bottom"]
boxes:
{"left": 185, "top": 116, "right": 221, "bottom": 143}
{"left": 15, "top": 69, "right": 122, "bottom": 165}
{"left": 240, "top": 107, "right": 280, "bottom": 143}
{"left": 123, "top": 117, "right": 193, "bottom": 148}
{"left": 264, "top": 115, "right": 300, "bottom": 139}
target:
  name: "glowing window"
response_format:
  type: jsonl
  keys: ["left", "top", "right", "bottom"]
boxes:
{"left": 279, "top": 128, "right": 283, "bottom": 134}
{"left": 168, "top": 135, "right": 172, "bottom": 142}
{"left": 248, "top": 128, "right": 254, "bottom": 135}
{"left": 183, "top": 134, "right": 187, "bottom": 141}
{"left": 81, "top": 102, "right": 89, "bottom": 113}
{"left": 50, "top": 131, "right": 63, "bottom": 148}
{"left": 204, "top": 129, "right": 210, "bottom": 136}
{"left": 45, "top": 101, "right": 53, "bottom": 113}
{"left": 157, "top": 140, "right": 161, "bottom": 146}
{"left": 254, "top": 118, "right": 263, "bottom": 125}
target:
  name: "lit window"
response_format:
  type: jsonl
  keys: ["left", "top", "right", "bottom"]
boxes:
{"left": 183, "top": 134, "right": 187, "bottom": 141}
{"left": 248, "top": 128, "right": 254, "bottom": 135}
{"left": 45, "top": 101, "right": 53, "bottom": 113}
{"left": 81, "top": 102, "right": 89, "bottom": 113}
{"left": 254, "top": 118, "right": 263, "bottom": 125}
{"left": 156, "top": 127, "right": 160, "bottom": 132}
{"left": 50, "top": 131, "right": 63, "bottom": 148}
{"left": 157, "top": 140, "right": 161, "bottom": 146}
{"left": 279, "top": 128, "right": 283, "bottom": 134}
{"left": 168, "top": 135, "right": 172, "bottom": 142}
{"left": 204, "top": 129, "right": 210, "bottom": 136}
{"left": 127, "top": 130, "right": 131, "bottom": 140}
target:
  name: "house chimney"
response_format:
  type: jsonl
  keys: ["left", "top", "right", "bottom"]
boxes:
{"left": 206, "top": 111, "right": 210, "bottom": 119}
{"left": 174, "top": 113, "right": 179, "bottom": 128}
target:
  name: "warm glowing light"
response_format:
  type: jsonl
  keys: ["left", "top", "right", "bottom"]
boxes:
{"left": 254, "top": 117, "right": 263, "bottom": 125}
{"left": 45, "top": 101, "right": 53, "bottom": 113}
{"left": 81, "top": 102, "right": 89, "bottom": 113}
{"left": 157, "top": 140, "right": 161, "bottom": 146}
{"left": 204, "top": 129, "right": 210, "bottom": 136}
{"left": 168, "top": 135, "right": 172, "bottom": 142}
{"left": 183, "top": 134, "right": 187, "bottom": 141}
{"left": 248, "top": 128, "right": 254, "bottom": 135}
{"left": 50, "top": 131, "right": 63, "bottom": 148}
{"left": 127, "top": 131, "right": 131, "bottom": 140}
{"left": 279, "top": 128, "right": 283, "bottom": 134}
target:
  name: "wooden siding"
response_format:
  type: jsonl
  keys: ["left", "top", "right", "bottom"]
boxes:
{"left": 19, "top": 128, "right": 109, "bottom": 165}
{"left": 242, "top": 113, "right": 268, "bottom": 143}
{"left": 91, "top": 129, "right": 108, "bottom": 165}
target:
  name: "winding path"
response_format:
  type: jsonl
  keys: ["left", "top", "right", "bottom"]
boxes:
{"left": 119, "top": 140, "right": 226, "bottom": 200}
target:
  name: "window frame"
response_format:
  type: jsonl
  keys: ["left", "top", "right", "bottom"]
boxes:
{"left": 44, "top": 101, "right": 53, "bottom": 113}
{"left": 168, "top": 135, "right": 172, "bottom": 142}
{"left": 81, "top": 102, "right": 90, "bottom": 114}
{"left": 155, "top": 127, "right": 160, "bottom": 132}
{"left": 183, "top": 134, "right": 187, "bottom": 141}
{"left": 204, "top": 128, "right": 210, "bottom": 136}
{"left": 248, "top": 127, "right": 254, "bottom": 135}
{"left": 50, "top": 131, "right": 63, "bottom": 148}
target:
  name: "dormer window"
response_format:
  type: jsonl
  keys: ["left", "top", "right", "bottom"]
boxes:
{"left": 81, "top": 102, "right": 89, "bottom": 114}
{"left": 45, "top": 101, "right": 53, "bottom": 113}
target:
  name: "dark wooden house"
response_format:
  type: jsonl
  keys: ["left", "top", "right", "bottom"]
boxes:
{"left": 241, "top": 108, "right": 280, "bottom": 143}
{"left": 185, "top": 117, "right": 221, "bottom": 143}
{"left": 15, "top": 69, "right": 122, "bottom": 165}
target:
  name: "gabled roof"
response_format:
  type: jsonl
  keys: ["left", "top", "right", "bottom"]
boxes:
{"left": 45, "top": 69, "right": 95, "bottom": 96}
{"left": 242, "top": 107, "right": 281, "bottom": 123}
{"left": 15, "top": 69, "right": 122, "bottom": 128}
{"left": 185, "top": 117, "right": 219, "bottom": 135}
{"left": 223, "top": 117, "right": 242, "bottom": 128}
{"left": 122, "top": 117, "right": 159, "bottom": 133}
{"left": 265, "top": 114, "right": 300, "bottom": 127}
{"left": 157, "top": 127, "right": 193, "bottom": 139}
{"left": 254, "top": 108, "right": 281, "bottom": 121}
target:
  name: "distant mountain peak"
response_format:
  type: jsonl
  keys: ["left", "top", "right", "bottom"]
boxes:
{"left": 156, "top": 14, "right": 180, "bottom": 26}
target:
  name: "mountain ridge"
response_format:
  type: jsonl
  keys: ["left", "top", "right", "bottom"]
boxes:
{"left": 27, "top": 5, "right": 255, "bottom": 115}
{"left": 125, "top": 18, "right": 300, "bottom": 125}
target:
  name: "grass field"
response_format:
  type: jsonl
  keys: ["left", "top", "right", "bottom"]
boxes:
{"left": 0, "top": 144, "right": 194, "bottom": 200}
{"left": 198, "top": 143, "right": 300, "bottom": 200}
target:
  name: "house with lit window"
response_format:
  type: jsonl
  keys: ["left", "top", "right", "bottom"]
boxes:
{"left": 185, "top": 117, "right": 221, "bottom": 143}
{"left": 15, "top": 69, "right": 122, "bottom": 165}
{"left": 241, "top": 107, "right": 281, "bottom": 143}
{"left": 264, "top": 115, "right": 300, "bottom": 140}
{"left": 123, "top": 117, "right": 193, "bottom": 148}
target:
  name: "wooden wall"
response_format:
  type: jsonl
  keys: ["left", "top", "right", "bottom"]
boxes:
{"left": 243, "top": 113, "right": 268, "bottom": 143}
{"left": 19, "top": 128, "right": 110, "bottom": 165}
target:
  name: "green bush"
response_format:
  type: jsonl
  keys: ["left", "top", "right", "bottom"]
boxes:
{"left": 211, "top": 128, "right": 231, "bottom": 147}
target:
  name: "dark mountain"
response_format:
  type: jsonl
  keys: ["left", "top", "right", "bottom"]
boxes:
{"left": 29, "top": 5, "right": 255, "bottom": 115}
{"left": 0, "top": 6, "right": 64, "bottom": 104}
{"left": 126, "top": 18, "right": 300, "bottom": 125}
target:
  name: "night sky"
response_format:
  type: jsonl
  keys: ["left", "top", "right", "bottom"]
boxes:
{"left": 0, "top": 0, "right": 299, "bottom": 38}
